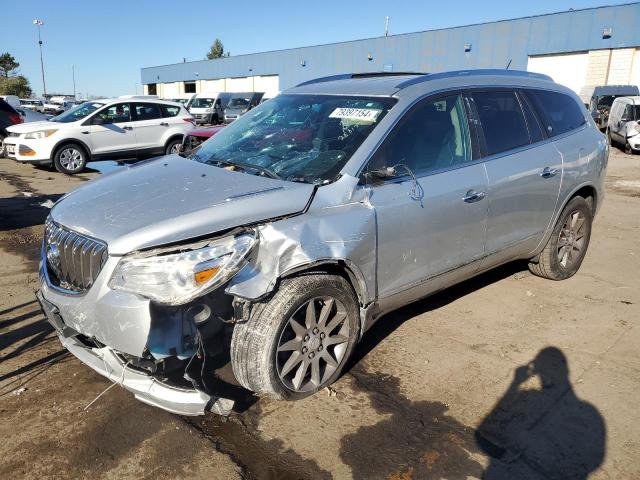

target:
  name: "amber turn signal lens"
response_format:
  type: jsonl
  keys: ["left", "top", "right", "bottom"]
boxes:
{"left": 194, "top": 266, "right": 220, "bottom": 285}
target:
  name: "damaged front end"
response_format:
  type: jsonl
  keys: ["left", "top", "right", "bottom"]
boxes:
{"left": 38, "top": 221, "right": 258, "bottom": 416}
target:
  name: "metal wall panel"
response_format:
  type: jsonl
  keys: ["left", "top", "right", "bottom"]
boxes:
{"left": 142, "top": 3, "right": 640, "bottom": 91}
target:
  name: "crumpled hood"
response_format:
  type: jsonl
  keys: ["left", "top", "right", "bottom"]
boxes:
{"left": 7, "top": 120, "right": 55, "bottom": 133}
{"left": 51, "top": 155, "right": 315, "bottom": 254}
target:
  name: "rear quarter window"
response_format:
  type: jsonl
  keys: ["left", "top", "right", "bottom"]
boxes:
{"left": 161, "top": 104, "right": 181, "bottom": 117}
{"left": 524, "top": 89, "right": 585, "bottom": 137}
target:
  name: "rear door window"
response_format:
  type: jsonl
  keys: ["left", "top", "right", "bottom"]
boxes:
{"left": 524, "top": 89, "right": 586, "bottom": 137}
{"left": 133, "top": 103, "right": 162, "bottom": 121}
{"left": 472, "top": 90, "right": 530, "bottom": 156}
{"left": 518, "top": 92, "right": 545, "bottom": 143}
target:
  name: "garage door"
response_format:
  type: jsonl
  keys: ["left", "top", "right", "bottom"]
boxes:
{"left": 527, "top": 52, "right": 589, "bottom": 95}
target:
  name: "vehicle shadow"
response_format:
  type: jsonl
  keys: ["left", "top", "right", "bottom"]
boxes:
{"left": 346, "top": 260, "right": 528, "bottom": 371}
{"left": 0, "top": 192, "right": 62, "bottom": 231}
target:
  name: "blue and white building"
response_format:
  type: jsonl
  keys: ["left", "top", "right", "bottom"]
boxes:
{"left": 142, "top": 3, "right": 640, "bottom": 100}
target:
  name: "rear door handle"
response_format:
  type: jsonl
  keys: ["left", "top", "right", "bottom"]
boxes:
{"left": 540, "top": 167, "right": 559, "bottom": 178}
{"left": 123, "top": 126, "right": 133, "bottom": 131}
{"left": 463, "top": 190, "right": 486, "bottom": 203}
{"left": 81, "top": 131, "right": 89, "bottom": 134}
{"left": 160, "top": 122, "right": 169, "bottom": 126}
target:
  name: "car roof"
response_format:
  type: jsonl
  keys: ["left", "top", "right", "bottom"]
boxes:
{"left": 93, "top": 98, "right": 179, "bottom": 105}
{"left": 593, "top": 85, "right": 640, "bottom": 95}
{"left": 286, "top": 70, "right": 556, "bottom": 97}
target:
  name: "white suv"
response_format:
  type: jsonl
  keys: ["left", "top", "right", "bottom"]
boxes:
{"left": 3, "top": 96, "right": 194, "bottom": 174}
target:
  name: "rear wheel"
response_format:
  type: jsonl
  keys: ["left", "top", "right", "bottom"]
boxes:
{"left": 53, "top": 143, "right": 87, "bottom": 174}
{"left": 231, "top": 273, "right": 360, "bottom": 400}
{"left": 529, "top": 196, "right": 592, "bottom": 280}
{"left": 165, "top": 138, "right": 182, "bottom": 155}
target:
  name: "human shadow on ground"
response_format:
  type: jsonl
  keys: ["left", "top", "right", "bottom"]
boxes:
{"left": 476, "top": 347, "right": 606, "bottom": 479}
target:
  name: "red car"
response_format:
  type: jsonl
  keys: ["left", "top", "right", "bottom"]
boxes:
{"left": 179, "top": 125, "right": 225, "bottom": 156}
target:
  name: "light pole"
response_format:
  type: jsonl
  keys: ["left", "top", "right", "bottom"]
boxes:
{"left": 33, "top": 19, "right": 47, "bottom": 96}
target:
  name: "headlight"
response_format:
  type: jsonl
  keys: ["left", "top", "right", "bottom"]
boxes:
{"left": 205, "top": 108, "right": 213, "bottom": 113}
{"left": 109, "top": 233, "right": 256, "bottom": 305}
{"left": 24, "top": 130, "right": 57, "bottom": 139}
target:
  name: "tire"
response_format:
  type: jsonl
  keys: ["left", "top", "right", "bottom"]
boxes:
{"left": 231, "top": 273, "right": 360, "bottom": 400}
{"left": 625, "top": 141, "right": 634, "bottom": 155}
{"left": 165, "top": 138, "right": 182, "bottom": 155}
{"left": 606, "top": 129, "right": 614, "bottom": 147}
{"left": 53, "top": 143, "right": 87, "bottom": 174}
{"left": 529, "top": 196, "right": 593, "bottom": 280}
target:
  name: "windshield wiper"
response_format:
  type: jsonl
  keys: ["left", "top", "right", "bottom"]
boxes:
{"left": 208, "top": 158, "right": 281, "bottom": 180}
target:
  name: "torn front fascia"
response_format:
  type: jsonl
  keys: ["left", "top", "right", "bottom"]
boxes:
{"left": 147, "top": 288, "right": 239, "bottom": 408}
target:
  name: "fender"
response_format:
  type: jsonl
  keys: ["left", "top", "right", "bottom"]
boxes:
{"left": 51, "top": 138, "right": 92, "bottom": 160}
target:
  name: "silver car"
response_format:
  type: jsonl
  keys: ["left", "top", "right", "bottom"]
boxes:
{"left": 37, "top": 70, "right": 608, "bottom": 415}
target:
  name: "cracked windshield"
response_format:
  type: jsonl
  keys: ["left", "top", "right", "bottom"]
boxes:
{"left": 190, "top": 94, "right": 395, "bottom": 184}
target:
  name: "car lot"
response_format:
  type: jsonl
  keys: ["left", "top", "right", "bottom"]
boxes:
{"left": 0, "top": 147, "right": 639, "bottom": 479}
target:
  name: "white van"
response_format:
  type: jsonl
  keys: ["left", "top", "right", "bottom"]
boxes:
{"left": 188, "top": 92, "right": 232, "bottom": 125}
{"left": 607, "top": 96, "right": 640, "bottom": 154}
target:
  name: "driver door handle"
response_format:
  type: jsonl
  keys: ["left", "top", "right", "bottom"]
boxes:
{"left": 463, "top": 190, "right": 486, "bottom": 203}
{"left": 540, "top": 167, "right": 559, "bottom": 178}
{"left": 123, "top": 125, "right": 133, "bottom": 131}
{"left": 160, "top": 122, "right": 169, "bottom": 126}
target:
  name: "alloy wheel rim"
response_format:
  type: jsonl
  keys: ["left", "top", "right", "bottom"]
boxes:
{"left": 59, "top": 148, "right": 83, "bottom": 170}
{"left": 557, "top": 210, "right": 587, "bottom": 268}
{"left": 276, "top": 296, "right": 350, "bottom": 393}
{"left": 169, "top": 143, "right": 180, "bottom": 154}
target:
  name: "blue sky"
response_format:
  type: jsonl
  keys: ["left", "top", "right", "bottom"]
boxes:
{"left": 0, "top": 0, "right": 629, "bottom": 97}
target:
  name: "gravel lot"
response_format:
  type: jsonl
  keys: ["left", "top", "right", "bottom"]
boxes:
{"left": 1, "top": 149, "right": 639, "bottom": 479}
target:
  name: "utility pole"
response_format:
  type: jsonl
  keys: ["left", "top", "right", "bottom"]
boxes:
{"left": 384, "top": 16, "right": 390, "bottom": 37}
{"left": 72, "top": 65, "right": 76, "bottom": 99}
{"left": 33, "top": 19, "right": 47, "bottom": 96}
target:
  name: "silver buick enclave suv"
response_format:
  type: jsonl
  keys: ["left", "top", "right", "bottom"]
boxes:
{"left": 37, "top": 70, "right": 608, "bottom": 415}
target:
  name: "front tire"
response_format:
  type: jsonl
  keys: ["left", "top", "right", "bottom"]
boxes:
{"left": 231, "top": 273, "right": 360, "bottom": 400}
{"left": 529, "top": 196, "right": 592, "bottom": 280}
{"left": 53, "top": 143, "right": 87, "bottom": 174}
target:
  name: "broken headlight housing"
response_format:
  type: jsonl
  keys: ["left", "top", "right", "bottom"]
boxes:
{"left": 109, "top": 233, "right": 256, "bottom": 305}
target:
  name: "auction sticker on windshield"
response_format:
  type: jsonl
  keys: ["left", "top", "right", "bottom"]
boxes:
{"left": 329, "top": 107, "right": 381, "bottom": 123}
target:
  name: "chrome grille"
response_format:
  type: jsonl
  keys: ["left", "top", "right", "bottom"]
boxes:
{"left": 44, "top": 218, "right": 108, "bottom": 293}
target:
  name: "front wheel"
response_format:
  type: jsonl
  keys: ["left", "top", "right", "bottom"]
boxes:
{"left": 53, "top": 144, "right": 87, "bottom": 174}
{"left": 231, "top": 273, "right": 360, "bottom": 400}
{"left": 529, "top": 196, "right": 593, "bottom": 280}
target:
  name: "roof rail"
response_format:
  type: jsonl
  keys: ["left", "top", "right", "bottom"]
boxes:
{"left": 296, "top": 71, "right": 426, "bottom": 88}
{"left": 118, "top": 95, "right": 160, "bottom": 99}
{"left": 396, "top": 69, "right": 553, "bottom": 89}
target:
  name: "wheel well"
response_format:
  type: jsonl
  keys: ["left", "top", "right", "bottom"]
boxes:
{"left": 571, "top": 185, "right": 597, "bottom": 214}
{"left": 53, "top": 140, "right": 90, "bottom": 160}
{"left": 281, "top": 261, "right": 367, "bottom": 307}
{"left": 165, "top": 134, "right": 184, "bottom": 148}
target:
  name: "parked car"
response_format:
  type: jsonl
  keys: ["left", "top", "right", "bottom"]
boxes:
{"left": 16, "top": 107, "right": 53, "bottom": 123}
{"left": 179, "top": 125, "right": 225, "bottom": 156}
{"left": 189, "top": 92, "right": 232, "bottom": 125}
{"left": 163, "top": 93, "right": 196, "bottom": 109}
{"left": 0, "top": 95, "right": 20, "bottom": 109}
{"left": 581, "top": 85, "right": 640, "bottom": 130}
{"left": 20, "top": 98, "right": 46, "bottom": 113}
{"left": 36, "top": 70, "right": 607, "bottom": 416}
{"left": 0, "top": 98, "right": 23, "bottom": 155}
{"left": 223, "top": 92, "right": 264, "bottom": 123}
{"left": 43, "top": 99, "right": 75, "bottom": 115}
{"left": 3, "top": 96, "right": 194, "bottom": 174}
{"left": 607, "top": 96, "right": 640, "bottom": 154}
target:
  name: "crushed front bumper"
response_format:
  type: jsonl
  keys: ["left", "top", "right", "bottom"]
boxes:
{"left": 37, "top": 291, "right": 234, "bottom": 416}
